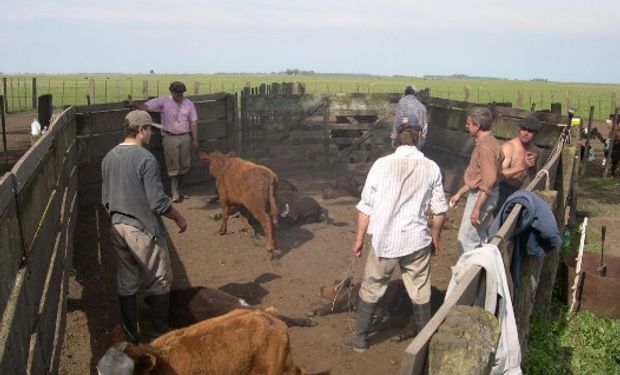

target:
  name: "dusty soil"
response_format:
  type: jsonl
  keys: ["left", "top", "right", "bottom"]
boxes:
{"left": 58, "top": 162, "right": 462, "bottom": 375}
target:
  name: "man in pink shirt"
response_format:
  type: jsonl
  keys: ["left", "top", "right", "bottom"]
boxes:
{"left": 128, "top": 81, "right": 198, "bottom": 202}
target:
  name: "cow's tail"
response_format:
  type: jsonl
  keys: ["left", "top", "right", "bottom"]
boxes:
{"left": 268, "top": 176, "right": 278, "bottom": 225}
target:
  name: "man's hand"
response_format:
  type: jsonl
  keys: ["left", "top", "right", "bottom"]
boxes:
{"left": 525, "top": 151, "right": 537, "bottom": 167}
{"left": 192, "top": 139, "right": 199, "bottom": 152}
{"left": 352, "top": 239, "right": 364, "bottom": 257}
{"left": 470, "top": 208, "right": 481, "bottom": 227}
{"left": 175, "top": 215, "right": 188, "bottom": 233}
{"left": 449, "top": 193, "right": 461, "bottom": 209}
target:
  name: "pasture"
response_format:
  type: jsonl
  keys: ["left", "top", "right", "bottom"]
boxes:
{"left": 2, "top": 73, "right": 619, "bottom": 120}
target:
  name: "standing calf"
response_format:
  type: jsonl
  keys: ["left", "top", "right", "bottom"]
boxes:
{"left": 200, "top": 151, "right": 279, "bottom": 252}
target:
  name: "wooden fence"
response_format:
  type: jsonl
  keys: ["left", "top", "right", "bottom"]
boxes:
{"left": 75, "top": 93, "right": 236, "bottom": 208}
{"left": 0, "top": 107, "right": 78, "bottom": 374}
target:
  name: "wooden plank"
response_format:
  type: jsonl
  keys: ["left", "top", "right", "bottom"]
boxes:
{"left": 401, "top": 266, "right": 483, "bottom": 375}
{"left": 0, "top": 269, "right": 31, "bottom": 374}
{"left": 34, "top": 229, "right": 65, "bottom": 372}
{"left": 425, "top": 126, "right": 475, "bottom": 156}
{"left": 17, "top": 152, "right": 60, "bottom": 254}
{"left": 330, "top": 123, "right": 370, "bottom": 131}
{"left": 10, "top": 130, "right": 55, "bottom": 194}
{"left": 78, "top": 131, "right": 125, "bottom": 163}
{"left": 76, "top": 110, "right": 127, "bottom": 135}
{"left": 0, "top": 173, "right": 22, "bottom": 315}
{"left": 427, "top": 105, "right": 468, "bottom": 131}
{"left": 195, "top": 100, "right": 227, "bottom": 120}
{"left": 26, "top": 331, "right": 45, "bottom": 375}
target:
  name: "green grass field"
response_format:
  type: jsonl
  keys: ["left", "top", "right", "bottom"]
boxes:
{"left": 2, "top": 73, "right": 619, "bottom": 120}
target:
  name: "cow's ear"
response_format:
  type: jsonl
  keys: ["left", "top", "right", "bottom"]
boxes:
{"left": 135, "top": 353, "right": 157, "bottom": 372}
{"left": 225, "top": 151, "right": 236, "bottom": 157}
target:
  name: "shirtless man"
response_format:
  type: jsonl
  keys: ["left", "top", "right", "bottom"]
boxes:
{"left": 498, "top": 117, "right": 542, "bottom": 207}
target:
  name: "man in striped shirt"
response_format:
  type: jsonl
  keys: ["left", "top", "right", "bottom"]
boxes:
{"left": 449, "top": 106, "right": 503, "bottom": 255}
{"left": 343, "top": 117, "right": 448, "bottom": 352}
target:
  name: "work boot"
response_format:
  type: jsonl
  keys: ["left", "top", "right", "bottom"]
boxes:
{"left": 413, "top": 302, "right": 431, "bottom": 332}
{"left": 118, "top": 294, "right": 140, "bottom": 345}
{"left": 390, "top": 302, "right": 431, "bottom": 343}
{"left": 170, "top": 176, "right": 181, "bottom": 202}
{"left": 144, "top": 293, "right": 170, "bottom": 342}
{"left": 343, "top": 300, "right": 376, "bottom": 352}
{"left": 178, "top": 174, "right": 189, "bottom": 200}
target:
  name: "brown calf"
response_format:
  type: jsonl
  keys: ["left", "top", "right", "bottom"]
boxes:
{"left": 200, "top": 151, "right": 279, "bottom": 251}
{"left": 100, "top": 309, "right": 306, "bottom": 375}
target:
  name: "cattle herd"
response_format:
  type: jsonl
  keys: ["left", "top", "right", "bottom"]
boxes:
{"left": 98, "top": 152, "right": 373, "bottom": 374}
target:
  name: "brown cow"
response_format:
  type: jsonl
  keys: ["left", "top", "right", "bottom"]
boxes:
{"left": 170, "top": 286, "right": 316, "bottom": 328}
{"left": 98, "top": 309, "right": 307, "bottom": 375}
{"left": 320, "top": 176, "right": 364, "bottom": 200}
{"left": 200, "top": 151, "right": 279, "bottom": 252}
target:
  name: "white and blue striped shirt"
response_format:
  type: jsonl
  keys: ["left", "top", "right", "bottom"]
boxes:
{"left": 356, "top": 146, "right": 448, "bottom": 258}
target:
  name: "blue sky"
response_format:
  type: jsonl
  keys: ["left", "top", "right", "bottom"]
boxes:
{"left": 1, "top": 0, "right": 618, "bottom": 83}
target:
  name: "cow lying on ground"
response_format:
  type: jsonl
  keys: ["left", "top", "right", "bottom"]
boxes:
{"left": 170, "top": 285, "right": 316, "bottom": 328}
{"left": 98, "top": 309, "right": 308, "bottom": 375}
{"left": 320, "top": 176, "right": 364, "bottom": 200}
{"left": 308, "top": 278, "right": 413, "bottom": 334}
{"left": 277, "top": 191, "right": 327, "bottom": 224}
{"left": 200, "top": 151, "right": 279, "bottom": 252}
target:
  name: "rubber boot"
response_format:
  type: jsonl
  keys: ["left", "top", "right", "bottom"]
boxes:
{"left": 391, "top": 302, "right": 431, "bottom": 343}
{"left": 144, "top": 293, "right": 170, "bottom": 342}
{"left": 178, "top": 174, "right": 189, "bottom": 200}
{"left": 170, "top": 176, "right": 181, "bottom": 202}
{"left": 343, "top": 300, "right": 376, "bottom": 352}
{"left": 413, "top": 302, "right": 431, "bottom": 333}
{"left": 118, "top": 295, "right": 140, "bottom": 345}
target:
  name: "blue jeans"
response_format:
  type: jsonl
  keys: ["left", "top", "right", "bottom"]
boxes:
{"left": 457, "top": 187, "right": 499, "bottom": 255}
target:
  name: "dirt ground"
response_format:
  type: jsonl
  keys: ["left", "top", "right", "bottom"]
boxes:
{"left": 3, "top": 110, "right": 617, "bottom": 374}
{"left": 58, "top": 162, "right": 462, "bottom": 375}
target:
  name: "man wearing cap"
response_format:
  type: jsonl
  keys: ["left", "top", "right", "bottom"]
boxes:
{"left": 127, "top": 81, "right": 198, "bottom": 202}
{"left": 449, "top": 106, "right": 503, "bottom": 255}
{"left": 343, "top": 117, "right": 448, "bottom": 352}
{"left": 102, "top": 110, "right": 188, "bottom": 344}
{"left": 392, "top": 85, "right": 428, "bottom": 148}
{"left": 497, "top": 117, "right": 542, "bottom": 206}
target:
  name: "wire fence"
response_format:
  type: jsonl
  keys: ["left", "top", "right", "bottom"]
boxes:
{"left": 1, "top": 76, "right": 618, "bottom": 121}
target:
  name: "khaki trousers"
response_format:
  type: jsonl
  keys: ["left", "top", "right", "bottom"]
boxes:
{"left": 359, "top": 245, "right": 431, "bottom": 305}
{"left": 162, "top": 133, "right": 191, "bottom": 176}
{"left": 111, "top": 223, "right": 172, "bottom": 296}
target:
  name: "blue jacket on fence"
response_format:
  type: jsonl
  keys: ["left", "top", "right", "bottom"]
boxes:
{"left": 489, "top": 189, "right": 563, "bottom": 289}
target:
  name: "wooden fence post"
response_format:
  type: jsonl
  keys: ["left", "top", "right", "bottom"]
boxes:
{"left": 322, "top": 97, "right": 331, "bottom": 169}
{"left": 142, "top": 80, "right": 149, "bottom": 99}
{"left": 603, "top": 108, "right": 619, "bottom": 178}
{"left": 88, "top": 79, "right": 96, "bottom": 104}
{"left": 193, "top": 81, "right": 200, "bottom": 96}
{"left": 32, "top": 78, "right": 37, "bottom": 109}
{"left": 0, "top": 95, "right": 7, "bottom": 171}
{"left": 1, "top": 78, "right": 7, "bottom": 113}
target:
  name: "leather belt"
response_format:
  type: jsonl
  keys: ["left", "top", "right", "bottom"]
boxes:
{"left": 163, "top": 131, "right": 189, "bottom": 136}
